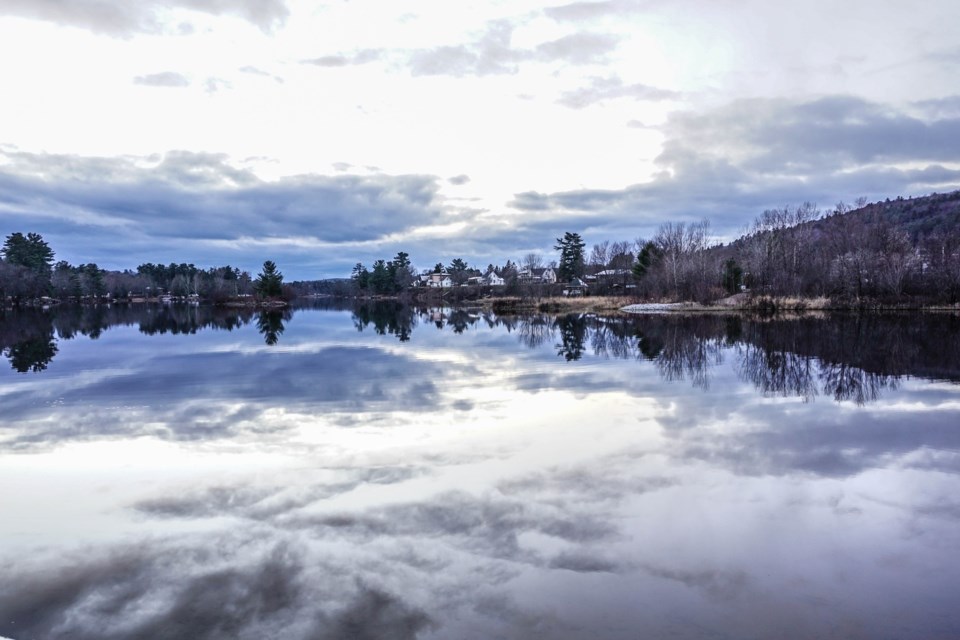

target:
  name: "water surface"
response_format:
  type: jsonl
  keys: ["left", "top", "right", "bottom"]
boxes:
{"left": 1, "top": 304, "right": 959, "bottom": 639}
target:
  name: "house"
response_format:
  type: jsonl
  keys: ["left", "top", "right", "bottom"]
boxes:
{"left": 420, "top": 270, "right": 453, "bottom": 288}
{"left": 562, "top": 277, "right": 588, "bottom": 297}
{"left": 595, "top": 269, "right": 631, "bottom": 279}
{"left": 483, "top": 271, "right": 505, "bottom": 286}
{"left": 517, "top": 267, "right": 556, "bottom": 284}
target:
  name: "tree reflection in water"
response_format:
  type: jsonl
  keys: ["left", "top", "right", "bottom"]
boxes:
{"left": 256, "top": 309, "right": 290, "bottom": 345}
{"left": 1, "top": 308, "right": 58, "bottom": 372}
{"left": 1, "top": 303, "right": 957, "bottom": 405}
{"left": 1, "top": 304, "right": 258, "bottom": 372}
{"left": 511, "top": 311, "right": 958, "bottom": 404}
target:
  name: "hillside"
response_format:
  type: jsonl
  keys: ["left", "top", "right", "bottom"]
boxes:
{"left": 814, "top": 190, "right": 960, "bottom": 243}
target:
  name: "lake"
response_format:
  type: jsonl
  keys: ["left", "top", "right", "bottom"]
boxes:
{"left": 1, "top": 303, "right": 959, "bottom": 639}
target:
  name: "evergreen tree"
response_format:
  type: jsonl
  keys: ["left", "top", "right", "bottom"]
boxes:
{"left": 632, "top": 241, "right": 661, "bottom": 280}
{"left": 391, "top": 251, "right": 414, "bottom": 291}
{"left": 253, "top": 260, "right": 284, "bottom": 297}
{"left": 2, "top": 232, "right": 54, "bottom": 276}
{"left": 448, "top": 258, "right": 468, "bottom": 285}
{"left": 351, "top": 262, "right": 370, "bottom": 290}
{"left": 371, "top": 259, "right": 390, "bottom": 294}
{"left": 554, "top": 232, "right": 586, "bottom": 281}
{"left": 722, "top": 259, "right": 744, "bottom": 295}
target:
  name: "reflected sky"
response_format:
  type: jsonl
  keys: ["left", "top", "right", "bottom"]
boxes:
{"left": 1, "top": 305, "right": 960, "bottom": 639}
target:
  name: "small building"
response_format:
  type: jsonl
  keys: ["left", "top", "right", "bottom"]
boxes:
{"left": 517, "top": 267, "right": 556, "bottom": 284}
{"left": 421, "top": 270, "right": 453, "bottom": 288}
{"left": 483, "top": 271, "right": 505, "bottom": 286}
{"left": 562, "top": 278, "right": 588, "bottom": 297}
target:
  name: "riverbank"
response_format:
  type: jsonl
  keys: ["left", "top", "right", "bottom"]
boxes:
{"left": 623, "top": 294, "right": 960, "bottom": 314}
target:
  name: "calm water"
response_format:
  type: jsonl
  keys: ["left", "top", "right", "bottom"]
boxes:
{"left": 1, "top": 303, "right": 959, "bottom": 640}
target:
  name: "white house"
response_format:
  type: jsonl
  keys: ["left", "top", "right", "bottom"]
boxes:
{"left": 421, "top": 271, "right": 453, "bottom": 288}
{"left": 483, "top": 271, "right": 505, "bottom": 286}
{"left": 517, "top": 267, "right": 556, "bottom": 284}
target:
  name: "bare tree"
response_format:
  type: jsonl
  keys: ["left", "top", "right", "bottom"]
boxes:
{"left": 522, "top": 252, "right": 544, "bottom": 273}
{"left": 588, "top": 241, "right": 609, "bottom": 272}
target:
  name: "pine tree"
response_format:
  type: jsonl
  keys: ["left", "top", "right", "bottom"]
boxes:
{"left": 554, "top": 232, "right": 585, "bottom": 282}
{"left": 254, "top": 260, "right": 284, "bottom": 297}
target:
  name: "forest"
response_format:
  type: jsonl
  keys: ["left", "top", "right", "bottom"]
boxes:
{"left": 3, "top": 190, "right": 960, "bottom": 306}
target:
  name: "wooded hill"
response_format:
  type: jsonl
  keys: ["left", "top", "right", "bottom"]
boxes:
{"left": 640, "top": 190, "right": 960, "bottom": 304}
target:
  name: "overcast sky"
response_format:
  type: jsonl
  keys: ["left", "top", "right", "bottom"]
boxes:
{"left": 1, "top": 0, "right": 959, "bottom": 279}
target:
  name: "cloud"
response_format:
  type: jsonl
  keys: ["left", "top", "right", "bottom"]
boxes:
{"left": 912, "top": 94, "right": 960, "bottom": 118}
{"left": 3, "top": 308, "right": 960, "bottom": 638}
{"left": 409, "top": 21, "right": 525, "bottom": 77}
{"left": 408, "top": 21, "right": 620, "bottom": 77}
{"left": 303, "top": 49, "right": 383, "bottom": 67}
{"left": 448, "top": 174, "right": 470, "bottom": 185}
{"left": 238, "top": 65, "right": 284, "bottom": 83}
{"left": 0, "top": 0, "right": 289, "bottom": 36}
{"left": 0, "top": 536, "right": 434, "bottom": 640}
{"left": 0, "top": 149, "right": 460, "bottom": 276}
{"left": 0, "top": 342, "right": 462, "bottom": 448}
{"left": 508, "top": 95, "right": 960, "bottom": 241}
{"left": 661, "top": 95, "right": 960, "bottom": 172}
{"left": 290, "top": 490, "right": 618, "bottom": 562}
{"left": 534, "top": 32, "right": 620, "bottom": 64}
{"left": 135, "top": 466, "right": 426, "bottom": 520}
{"left": 557, "top": 76, "right": 680, "bottom": 108}
{"left": 544, "top": 0, "right": 644, "bottom": 22}
{"left": 132, "top": 71, "right": 190, "bottom": 87}
{"left": 314, "top": 586, "right": 437, "bottom": 640}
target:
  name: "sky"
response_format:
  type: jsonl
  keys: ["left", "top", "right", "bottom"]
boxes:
{"left": 1, "top": 0, "right": 959, "bottom": 279}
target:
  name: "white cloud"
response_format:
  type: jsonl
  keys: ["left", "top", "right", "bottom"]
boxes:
{"left": 0, "top": 0, "right": 959, "bottom": 275}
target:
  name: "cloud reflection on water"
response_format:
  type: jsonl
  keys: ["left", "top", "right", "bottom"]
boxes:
{"left": 1, "top": 305, "right": 960, "bottom": 638}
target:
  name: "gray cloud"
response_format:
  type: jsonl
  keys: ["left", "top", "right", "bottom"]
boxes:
{"left": 0, "top": 536, "right": 434, "bottom": 640}
{"left": 534, "top": 32, "right": 620, "bottom": 64}
{"left": 0, "top": 149, "right": 459, "bottom": 277}
{"left": 549, "top": 550, "right": 619, "bottom": 573}
{"left": 133, "top": 71, "right": 190, "bottom": 87}
{"left": 408, "top": 21, "right": 620, "bottom": 77}
{"left": 661, "top": 95, "right": 960, "bottom": 172}
{"left": 544, "top": 0, "right": 643, "bottom": 22}
{"left": 558, "top": 76, "right": 680, "bottom": 108}
{"left": 0, "top": 0, "right": 289, "bottom": 36}
{"left": 291, "top": 490, "right": 618, "bottom": 562}
{"left": 4, "top": 309, "right": 960, "bottom": 638}
{"left": 674, "top": 402, "right": 960, "bottom": 479}
{"left": 238, "top": 65, "right": 284, "bottom": 83}
{"left": 409, "top": 21, "right": 525, "bottom": 77}
{"left": 509, "top": 95, "right": 960, "bottom": 241}
{"left": 448, "top": 174, "right": 471, "bottom": 185}
{"left": 303, "top": 49, "right": 383, "bottom": 67}
{"left": 135, "top": 466, "right": 426, "bottom": 520}
{"left": 913, "top": 94, "right": 960, "bottom": 118}
{"left": 0, "top": 343, "right": 460, "bottom": 448}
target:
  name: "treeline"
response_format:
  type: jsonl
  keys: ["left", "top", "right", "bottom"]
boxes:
{"left": 346, "top": 232, "right": 632, "bottom": 297}
{"left": 634, "top": 192, "right": 960, "bottom": 303}
{"left": 6, "top": 190, "right": 960, "bottom": 306}
{"left": 0, "top": 231, "right": 279, "bottom": 305}
{"left": 343, "top": 191, "right": 960, "bottom": 305}
{"left": 343, "top": 191, "right": 960, "bottom": 306}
